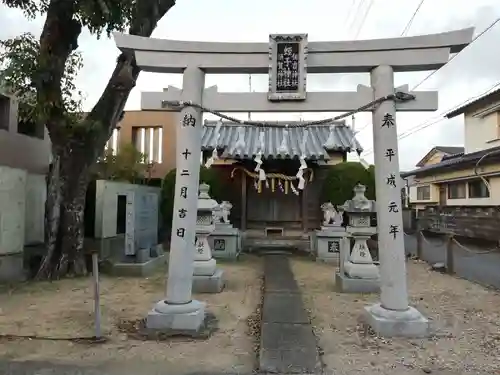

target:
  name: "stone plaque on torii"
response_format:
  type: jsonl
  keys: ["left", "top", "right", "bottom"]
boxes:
{"left": 113, "top": 27, "right": 474, "bottom": 337}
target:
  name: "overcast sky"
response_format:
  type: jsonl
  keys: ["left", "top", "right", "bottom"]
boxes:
{"left": 1, "top": 0, "right": 500, "bottom": 170}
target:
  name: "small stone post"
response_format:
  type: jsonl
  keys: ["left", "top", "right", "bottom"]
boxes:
{"left": 193, "top": 183, "right": 225, "bottom": 293}
{"left": 363, "top": 65, "right": 428, "bottom": 337}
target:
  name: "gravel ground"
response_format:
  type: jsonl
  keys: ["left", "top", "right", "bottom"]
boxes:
{"left": 0, "top": 255, "right": 263, "bottom": 374}
{"left": 290, "top": 257, "right": 500, "bottom": 375}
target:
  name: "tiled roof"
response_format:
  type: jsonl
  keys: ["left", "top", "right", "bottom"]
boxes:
{"left": 401, "top": 145, "right": 500, "bottom": 177}
{"left": 201, "top": 121, "right": 363, "bottom": 160}
{"left": 445, "top": 85, "right": 500, "bottom": 119}
{"left": 441, "top": 151, "right": 464, "bottom": 161}
{"left": 435, "top": 146, "right": 464, "bottom": 155}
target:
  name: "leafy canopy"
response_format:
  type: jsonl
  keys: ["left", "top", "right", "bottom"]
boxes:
{"left": 0, "top": 33, "right": 83, "bottom": 124}
{"left": 0, "top": 0, "right": 147, "bottom": 129}
{"left": 1, "top": 0, "right": 136, "bottom": 37}
{"left": 94, "top": 143, "right": 151, "bottom": 182}
{"left": 321, "top": 162, "right": 376, "bottom": 206}
{"left": 161, "top": 167, "right": 225, "bottom": 229}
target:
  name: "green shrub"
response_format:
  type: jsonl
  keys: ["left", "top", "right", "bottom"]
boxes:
{"left": 320, "top": 162, "right": 375, "bottom": 206}
{"left": 161, "top": 167, "right": 224, "bottom": 229}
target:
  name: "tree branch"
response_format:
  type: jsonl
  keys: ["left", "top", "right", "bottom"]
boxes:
{"left": 36, "top": 0, "right": 81, "bottom": 143}
{"left": 85, "top": 0, "right": 176, "bottom": 159}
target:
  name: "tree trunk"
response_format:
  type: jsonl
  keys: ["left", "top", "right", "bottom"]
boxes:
{"left": 37, "top": 144, "right": 90, "bottom": 279}
{"left": 35, "top": 0, "right": 177, "bottom": 279}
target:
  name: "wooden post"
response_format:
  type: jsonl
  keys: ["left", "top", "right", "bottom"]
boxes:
{"left": 416, "top": 221, "right": 423, "bottom": 260}
{"left": 446, "top": 234, "right": 454, "bottom": 274}
{"left": 91, "top": 250, "right": 101, "bottom": 339}
{"left": 241, "top": 172, "right": 247, "bottom": 230}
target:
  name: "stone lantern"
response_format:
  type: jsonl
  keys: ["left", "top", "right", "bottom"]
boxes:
{"left": 192, "top": 183, "right": 225, "bottom": 293}
{"left": 336, "top": 183, "right": 380, "bottom": 293}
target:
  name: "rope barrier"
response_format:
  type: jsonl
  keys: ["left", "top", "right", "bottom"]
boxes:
{"left": 416, "top": 230, "right": 500, "bottom": 255}
{"left": 162, "top": 92, "right": 416, "bottom": 128}
{"left": 451, "top": 237, "right": 500, "bottom": 255}
{"left": 419, "top": 230, "right": 448, "bottom": 247}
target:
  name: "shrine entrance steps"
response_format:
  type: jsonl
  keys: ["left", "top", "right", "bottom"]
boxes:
{"left": 259, "top": 254, "right": 322, "bottom": 374}
{"left": 243, "top": 229, "right": 311, "bottom": 255}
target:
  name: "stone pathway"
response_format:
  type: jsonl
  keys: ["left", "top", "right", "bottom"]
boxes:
{"left": 259, "top": 254, "right": 321, "bottom": 374}
{"left": 0, "top": 360, "right": 253, "bottom": 375}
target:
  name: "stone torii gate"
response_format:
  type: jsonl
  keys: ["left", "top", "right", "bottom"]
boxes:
{"left": 114, "top": 28, "right": 473, "bottom": 337}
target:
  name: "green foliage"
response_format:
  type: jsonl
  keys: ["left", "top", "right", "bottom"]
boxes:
{"left": 161, "top": 167, "right": 224, "bottom": 229}
{"left": 0, "top": 32, "right": 84, "bottom": 125}
{"left": 321, "top": 162, "right": 376, "bottom": 206}
{"left": 1, "top": 0, "right": 136, "bottom": 37}
{"left": 94, "top": 143, "right": 150, "bottom": 182}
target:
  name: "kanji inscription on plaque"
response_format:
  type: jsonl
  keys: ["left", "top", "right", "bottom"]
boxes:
{"left": 268, "top": 33, "right": 308, "bottom": 101}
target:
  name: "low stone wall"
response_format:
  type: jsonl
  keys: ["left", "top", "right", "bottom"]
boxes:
{"left": 419, "top": 205, "right": 500, "bottom": 241}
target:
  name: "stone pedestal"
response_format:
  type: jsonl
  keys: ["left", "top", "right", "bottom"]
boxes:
{"left": 192, "top": 184, "right": 225, "bottom": 293}
{"left": 314, "top": 225, "right": 347, "bottom": 263}
{"left": 210, "top": 224, "right": 240, "bottom": 260}
{"left": 210, "top": 202, "right": 240, "bottom": 260}
{"left": 147, "top": 299, "right": 206, "bottom": 333}
{"left": 336, "top": 185, "right": 380, "bottom": 294}
{"left": 362, "top": 303, "right": 429, "bottom": 338}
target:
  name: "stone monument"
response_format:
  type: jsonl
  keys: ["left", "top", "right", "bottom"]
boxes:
{"left": 90, "top": 180, "right": 165, "bottom": 277}
{"left": 313, "top": 202, "right": 348, "bottom": 263}
{"left": 209, "top": 200, "right": 240, "bottom": 260}
{"left": 192, "top": 183, "right": 225, "bottom": 293}
{"left": 336, "top": 184, "right": 380, "bottom": 293}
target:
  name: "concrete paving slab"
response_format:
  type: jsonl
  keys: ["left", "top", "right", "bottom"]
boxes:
{"left": 262, "top": 293, "right": 310, "bottom": 324}
{"left": 259, "top": 254, "right": 321, "bottom": 374}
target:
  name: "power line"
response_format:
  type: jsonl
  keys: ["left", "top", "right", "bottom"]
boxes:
{"left": 353, "top": 0, "right": 375, "bottom": 39}
{"left": 412, "top": 17, "right": 500, "bottom": 90}
{"left": 362, "top": 81, "right": 500, "bottom": 156}
{"left": 401, "top": 0, "right": 425, "bottom": 36}
{"left": 355, "top": 17, "right": 500, "bottom": 143}
{"left": 343, "top": 0, "right": 359, "bottom": 33}
{"left": 397, "top": 81, "right": 500, "bottom": 140}
{"left": 347, "top": 0, "right": 366, "bottom": 38}
{"left": 350, "top": 0, "right": 428, "bottom": 137}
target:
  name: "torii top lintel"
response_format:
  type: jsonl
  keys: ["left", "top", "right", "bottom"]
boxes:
{"left": 113, "top": 28, "right": 474, "bottom": 74}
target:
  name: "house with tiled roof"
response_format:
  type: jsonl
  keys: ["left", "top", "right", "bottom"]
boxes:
{"left": 402, "top": 84, "right": 500, "bottom": 211}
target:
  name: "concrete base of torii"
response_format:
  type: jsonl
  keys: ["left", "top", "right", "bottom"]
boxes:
{"left": 146, "top": 300, "right": 206, "bottom": 335}
{"left": 362, "top": 303, "right": 429, "bottom": 338}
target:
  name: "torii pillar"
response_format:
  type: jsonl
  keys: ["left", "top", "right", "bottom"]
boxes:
{"left": 363, "top": 65, "right": 429, "bottom": 337}
{"left": 146, "top": 66, "right": 207, "bottom": 333}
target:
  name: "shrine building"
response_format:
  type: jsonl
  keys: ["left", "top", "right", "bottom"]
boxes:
{"left": 200, "top": 119, "right": 362, "bottom": 249}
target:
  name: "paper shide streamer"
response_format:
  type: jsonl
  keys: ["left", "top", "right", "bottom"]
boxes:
{"left": 205, "top": 120, "right": 222, "bottom": 168}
